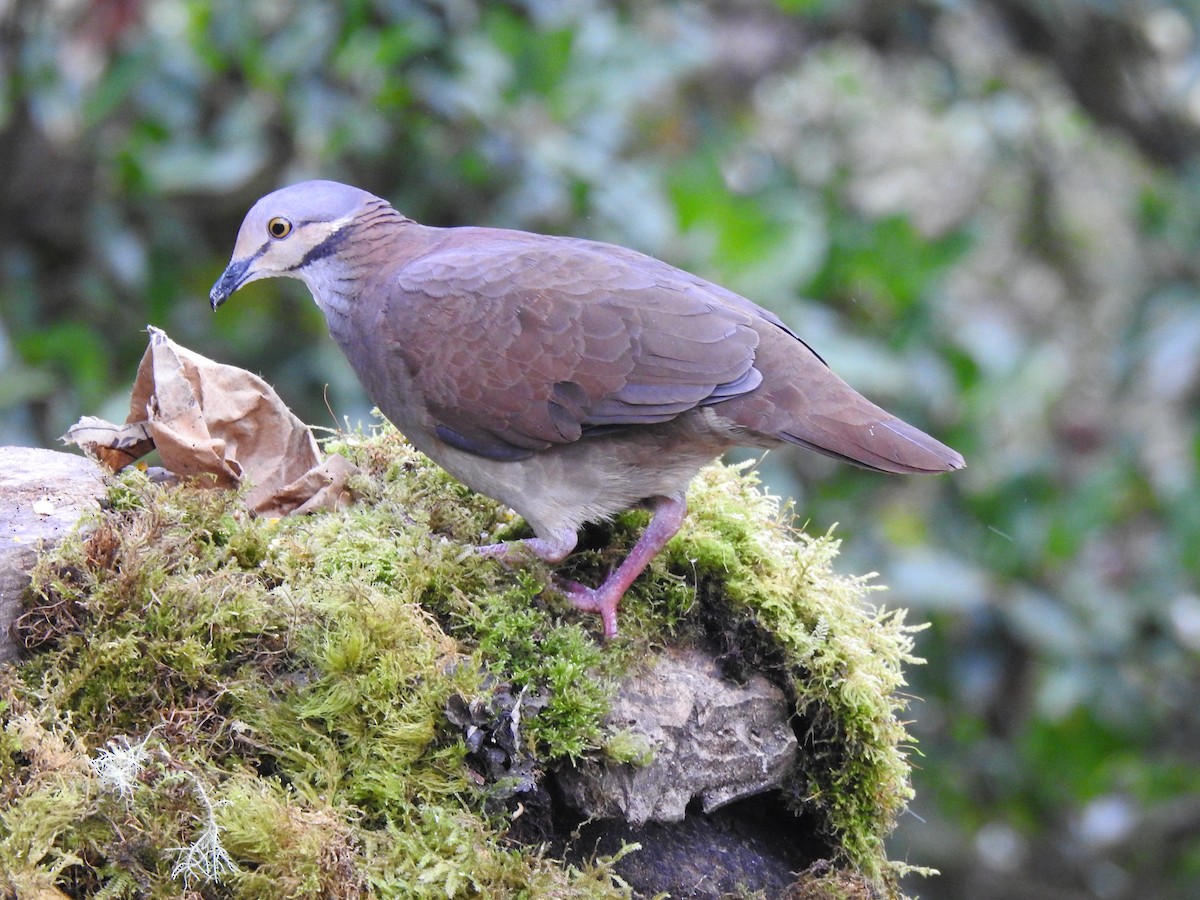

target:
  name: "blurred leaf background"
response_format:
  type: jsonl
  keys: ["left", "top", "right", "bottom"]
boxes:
{"left": 2, "top": 0, "right": 1200, "bottom": 896}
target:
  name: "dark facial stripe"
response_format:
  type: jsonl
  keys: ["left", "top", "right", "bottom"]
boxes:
{"left": 287, "top": 225, "right": 350, "bottom": 271}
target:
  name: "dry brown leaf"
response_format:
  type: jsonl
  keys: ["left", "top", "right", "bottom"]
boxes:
{"left": 64, "top": 326, "right": 358, "bottom": 516}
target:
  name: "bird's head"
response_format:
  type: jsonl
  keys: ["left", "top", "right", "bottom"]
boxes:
{"left": 210, "top": 180, "right": 381, "bottom": 310}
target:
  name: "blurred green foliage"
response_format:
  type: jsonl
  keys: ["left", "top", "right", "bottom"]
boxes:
{"left": 2, "top": 0, "right": 1200, "bottom": 896}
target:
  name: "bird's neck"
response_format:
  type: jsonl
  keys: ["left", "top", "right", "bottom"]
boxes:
{"left": 298, "top": 259, "right": 357, "bottom": 330}
{"left": 297, "top": 203, "right": 424, "bottom": 339}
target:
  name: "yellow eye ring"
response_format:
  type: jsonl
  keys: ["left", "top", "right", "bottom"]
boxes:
{"left": 267, "top": 217, "right": 293, "bottom": 239}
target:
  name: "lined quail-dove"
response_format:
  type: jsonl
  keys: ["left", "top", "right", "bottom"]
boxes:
{"left": 211, "top": 180, "right": 964, "bottom": 638}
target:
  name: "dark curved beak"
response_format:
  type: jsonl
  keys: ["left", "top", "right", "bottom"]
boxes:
{"left": 210, "top": 257, "right": 251, "bottom": 311}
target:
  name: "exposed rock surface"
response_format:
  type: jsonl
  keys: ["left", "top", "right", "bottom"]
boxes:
{"left": 563, "top": 793, "right": 828, "bottom": 899}
{"left": 0, "top": 447, "right": 106, "bottom": 661}
{"left": 552, "top": 647, "right": 816, "bottom": 897}
{"left": 556, "top": 647, "right": 798, "bottom": 823}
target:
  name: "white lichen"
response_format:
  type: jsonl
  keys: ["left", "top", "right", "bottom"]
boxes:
{"left": 169, "top": 773, "right": 238, "bottom": 887}
{"left": 89, "top": 733, "right": 152, "bottom": 804}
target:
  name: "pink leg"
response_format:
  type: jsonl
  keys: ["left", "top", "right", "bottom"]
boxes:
{"left": 560, "top": 496, "right": 687, "bottom": 640}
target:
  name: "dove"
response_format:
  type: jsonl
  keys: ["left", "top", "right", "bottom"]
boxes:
{"left": 211, "top": 181, "right": 963, "bottom": 638}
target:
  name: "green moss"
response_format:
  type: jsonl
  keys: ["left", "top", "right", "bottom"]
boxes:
{"left": 664, "top": 463, "right": 924, "bottom": 882}
{"left": 508, "top": 457, "right": 924, "bottom": 883}
{"left": 0, "top": 714, "right": 96, "bottom": 893}
{"left": 602, "top": 728, "right": 656, "bottom": 767}
{"left": 553, "top": 459, "right": 925, "bottom": 883}
{"left": 216, "top": 777, "right": 364, "bottom": 898}
{"left": 1, "top": 420, "right": 926, "bottom": 896}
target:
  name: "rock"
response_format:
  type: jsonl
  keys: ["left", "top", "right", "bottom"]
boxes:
{"left": 555, "top": 647, "right": 798, "bottom": 825}
{"left": 0, "top": 447, "right": 106, "bottom": 662}
{"left": 553, "top": 647, "right": 814, "bottom": 897}
{"left": 565, "top": 793, "right": 827, "bottom": 899}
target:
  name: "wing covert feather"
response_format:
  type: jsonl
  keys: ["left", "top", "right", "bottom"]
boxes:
{"left": 387, "top": 235, "right": 761, "bottom": 460}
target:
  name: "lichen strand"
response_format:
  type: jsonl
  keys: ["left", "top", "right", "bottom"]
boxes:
{"left": 1, "top": 421, "right": 925, "bottom": 897}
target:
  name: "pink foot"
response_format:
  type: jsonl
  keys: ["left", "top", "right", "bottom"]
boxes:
{"left": 555, "top": 579, "right": 621, "bottom": 640}
{"left": 477, "top": 496, "right": 687, "bottom": 640}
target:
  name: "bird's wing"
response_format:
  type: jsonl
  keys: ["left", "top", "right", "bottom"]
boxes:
{"left": 385, "top": 233, "right": 762, "bottom": 461}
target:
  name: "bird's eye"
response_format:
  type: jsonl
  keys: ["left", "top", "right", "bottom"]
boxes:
{"left": 267, "top": 217, "right": 293, "bottom": 239}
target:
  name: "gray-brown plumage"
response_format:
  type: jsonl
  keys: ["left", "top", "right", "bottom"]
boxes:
{"left": 211, "top": 180, "right": 964, "bottom": 638}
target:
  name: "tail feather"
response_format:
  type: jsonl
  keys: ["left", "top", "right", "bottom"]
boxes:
{"left": 728, "top": 323, "right": 965, "bottom": 475}
{"left": 779, "top": 409, "right": 964, "bottom": 475}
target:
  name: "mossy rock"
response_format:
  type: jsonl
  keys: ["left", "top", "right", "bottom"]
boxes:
{"left": 0, "top": 421, "right": 928, "bottom": 898}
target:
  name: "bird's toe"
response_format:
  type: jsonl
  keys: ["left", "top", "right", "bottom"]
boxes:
{"left": 554, "top": 578, "right": 620, "bottom": 639}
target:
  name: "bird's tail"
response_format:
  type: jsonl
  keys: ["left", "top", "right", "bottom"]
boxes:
{"left": 774, "top": 402, "right": 964, "bottom": 474}
{"left": 728, "top": 327, "right": 965, "bottom": 475}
